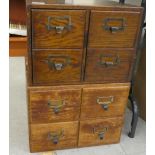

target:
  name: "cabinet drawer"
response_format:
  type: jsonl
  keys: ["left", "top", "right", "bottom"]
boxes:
{"left": 81, "top": 83, "right": 130, "bottom": 119}
{"left": 32, "top": 9, "right": 86, "bottom": 49}
{"left": 30, "top": 121, "right": 78, "bottom": 152}
{"left": 78, "top": 117, "right": 123, "bottom": 147}
{"left": 85, "top": 49, "right": 134, "bottom": 83}
{"left": 88, "top": 10, "right": 142, "bottom": 48}
{"left": 29, "top": 86, "right": 81, "bottom": 123}
{"left": 32, "top": 49, "right": 83, "bottom": 85}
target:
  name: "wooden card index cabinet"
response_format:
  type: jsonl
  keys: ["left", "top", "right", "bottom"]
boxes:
{"left": 26, "top": 0, "right": 143, "bottom": 152}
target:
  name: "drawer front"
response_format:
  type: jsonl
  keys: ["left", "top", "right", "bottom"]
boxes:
{"left": 78, "top": 117, "right": 123, "bottom": 147}
{"left": 81, "top": 83, "right": 130, "bottom": 119}
{"left": 32, "top": 49, "right": 83, "bottom": 85}
{"left": 29, "top": 87, "right": 81, "bottom": 123}
{"left": 88, "top": 11, "right": 141, "bottom": 48}
{"left": 32, "top": 10, "right": 86, "bottom": 49}
{"left": 85, "top": 49, "right": 134, "bottom": 82}
{"left": 30, "top": 121, "right": 78, "bottom": 152}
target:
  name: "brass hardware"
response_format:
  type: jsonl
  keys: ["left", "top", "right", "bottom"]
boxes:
{"left": 43, "top": 55, "right": 71, "bottom": 71}
{"left": 48, "top": 100, "right": 65, "bottom": 114}
{"left": 99, "top": 54, "right": 120, "bottom": 67}
{"left": 46, "top": 16, "right": 73, "bottom": 34}
{"left": 97, "top": 96, "right": 114, "bottom": 110}
{"left": 103, "top": 18, "right": 126, "bottom": 33}
{"left": 93, "top": 127, "right": 108, "bottom": 140}
{"left": 48, "top": 130, "right": 64, "bottom": 144}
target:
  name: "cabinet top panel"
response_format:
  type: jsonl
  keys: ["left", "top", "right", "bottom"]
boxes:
{"left": 26, "top": 0, "right": 142, "bottom": 11}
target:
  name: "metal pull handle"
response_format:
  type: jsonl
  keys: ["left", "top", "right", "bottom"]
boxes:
{"left": 48, "top": 130, "right": 64, "bottom": 144}
{"left": 43, "top": 55, "right": 71, "bottom": 71}
{"left": 103, "top": 18, "right": 126, "bottom": 33}
{"left": 99, "top": 54, "right": 120, "bottom": 67}
{"left": 93, "top": 127, "right": 108, "bottom": 140}
{"left": 97, "top": 96, "right": 114, "bottom": 110}
{"left": 46, "top": 16, "right": 73, "bottom": 34}
{"left": 48, "top": 100, "right": 65, "bottom": 114}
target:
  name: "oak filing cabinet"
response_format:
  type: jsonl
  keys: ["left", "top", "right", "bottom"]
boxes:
{"left": 25, "top": 0, "right": 143, "bottom": 152}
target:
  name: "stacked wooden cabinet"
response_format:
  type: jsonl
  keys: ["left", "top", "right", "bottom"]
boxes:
{"left": 26, "top": 0, "right": 143, "bottom": 152}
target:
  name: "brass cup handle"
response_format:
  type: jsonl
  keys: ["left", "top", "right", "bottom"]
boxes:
{"left": 43, "top": 55, "right": 71, "bottom": 71}
{"left": 99, "top": 54, "right": 120, "bottom": 67}
{"left": 103, "top": 18, "right": 126, "bottom": 33}
{"left": 93, "top": 127, "right": 108, "bottom": 140}
{"left": 46, "top": 15, "right": 73, "bottom": 34}
{"left": 48, "top": 130, "right": 64, "bottom": 144}
{"left": 97, "top": 96, "right": 114, "bottom": 110}
{"left": 48, "top": 100, "right": 65, "bottom": 114}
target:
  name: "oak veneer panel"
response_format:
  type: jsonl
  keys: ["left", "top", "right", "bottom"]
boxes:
{"left": 30, "top": 121, "right": 78, "bottom": 152}
{"left": 32, "top": 49, "right": 83, "bottom": 85}
{"left": 78, "top": 117, "right": 123, "bottom": 147}
{"left": 32, "top": 9, "right": 86, "bottom": 49}
{"left": 29, "top": 87, "right": 81, "bottom": 123}
{"left": 81, "top": 83, "right": 130, "bottom": 119}
{"left": 85, "top": 49, "right": 135, "bottom": 83}
{"left": 88, "top": 11, "right": 141, "bottom": 48}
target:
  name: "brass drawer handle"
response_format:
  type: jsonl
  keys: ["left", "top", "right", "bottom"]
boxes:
{"left": 103, "top": 18, "right": 126, "bottom": 33}
{"left": 99, "top": 54, "right": 120, "bottom": 67}
{"left": 97, "top": 96, "right": 114, "bottom": 110}
{"left": 46, "top": 15, "right": 73, "bottom": 34}
{"left": 43, "top": 55, "right": 71, "bottom": 71}
{"left": 48, "top": 130, "right": 64, "bottom": 144}
{"left": 93, "top": 127, "right": 108, "bottom": 140}
{"left": 48, "top": 100, "right": 65, "bottom": 114}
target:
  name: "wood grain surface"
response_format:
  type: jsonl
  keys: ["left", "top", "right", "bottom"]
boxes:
{"left": 78, "top": 117, "right": 123, "bottom": 147}
{"left": 29, "top": 87, "right": 81, "bottom": 123}
{"left": 81, "top": 83, "right": 130, "bottom": 119}
{"left": 88, "top": 10, "right": 141, "bottom": 48}
{"left": 30, "top": 121, "right": 78, "bottom": 152}
{"left": 32, "top": 49, "right": 83, "bottom": 84}
{"left": 32, "top": 10, "right": 86, "bottom": 49}
{"left": 84, "top": 49, "right": 135, "bottom": 83}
